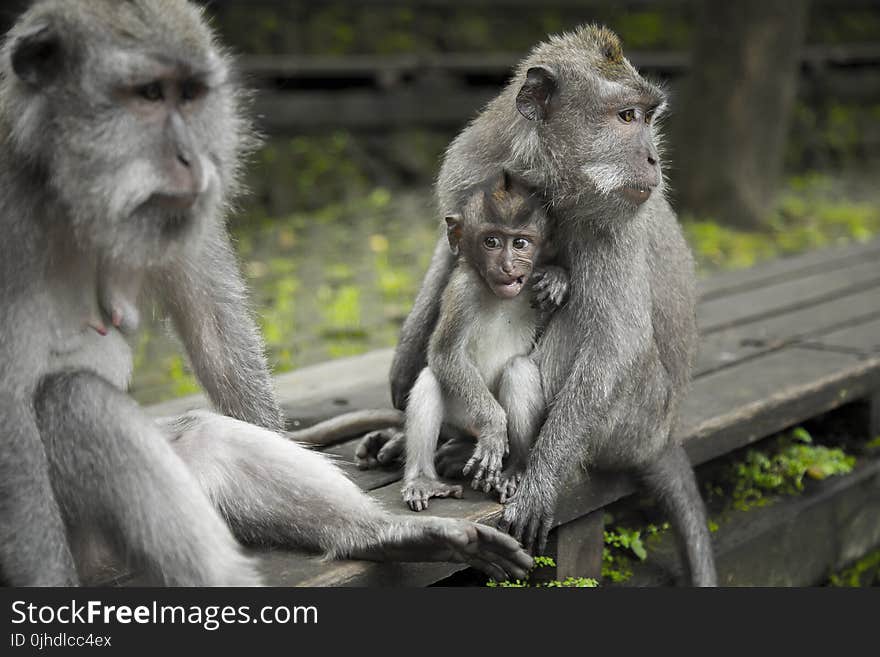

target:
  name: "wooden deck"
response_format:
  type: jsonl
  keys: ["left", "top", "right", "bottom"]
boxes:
{"left": 147, "top": 238, "right": 880, "bottom": 586}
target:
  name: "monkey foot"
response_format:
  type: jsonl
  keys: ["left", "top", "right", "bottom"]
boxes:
{"left": 362, "top": 516, "right": 533, "bottom": 582}
{"left": 434, "top": 438, "right": 475, "bottom": 478}
{"left": 496, "top": 469, "right": 524, "bottom": 504}
{"left": 355, "top": 428, "right": 405, "bottom": 469}
{"left": 402, "top": 476, "right": 463, "bottom": 512}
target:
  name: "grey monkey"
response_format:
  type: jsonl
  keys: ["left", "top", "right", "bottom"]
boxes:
{"left": 402, "top": 171, "right": 568, "bottom": 512}
{"left": 0, "top": 0, "right": 531, "bottom": 586}
{"left": 357, "top": 25, "right": 717, "bottom": 586}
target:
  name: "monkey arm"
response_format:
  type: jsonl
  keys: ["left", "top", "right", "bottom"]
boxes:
{"left": 0, "top": 393, "right": 78, "bottom": 585}
{"left": 152, "top": 223, "right": 284, "bottom": 432}
{"left": 428, "top": 277, "right": 509, "bottom": 489}
{"left": 168, "top": 411, "right": 533, "bottom": 581}
{"left": 390, "top": 234, "right": 456, "bottom": 410}
{"left": 501, "top": 310, "right": 663, "bottom": 552}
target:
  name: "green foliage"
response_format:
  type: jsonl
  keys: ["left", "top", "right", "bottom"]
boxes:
{"left": 485, "top": 555, "right": 598, "bottom": 588}
{"left": 685, "top": 173, "right": 880, "bottom": 273}
{"left": 600, "top": 523, "right": 669, "bottom": 584}
{"left": 711, "top": 427, "right": 855, "bottom": 512}
{"left": 827, "top": 549, "right": 880, "bottom": 587}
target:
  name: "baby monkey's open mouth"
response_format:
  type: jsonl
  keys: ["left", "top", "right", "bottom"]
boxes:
{"left": 492, "top": 274, "right": 526, "bottom": 299}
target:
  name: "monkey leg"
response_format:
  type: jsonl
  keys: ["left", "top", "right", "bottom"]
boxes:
{"left": 0, "top": 399, "right": 78, "bottom": 586}
{"left": 33, "top": 371, "right": 260, "bottom": 586}
{"left": 401, "top": 368, "right": 463, "bottom": 511}
{"left": 165, "top": 411, "right": 532, "bottom": 581}
{"left": 636, "top": 443, "right": 717, "bottom": 587}
{"left": 496, "top": 355, "right": 545, "bottom": 503}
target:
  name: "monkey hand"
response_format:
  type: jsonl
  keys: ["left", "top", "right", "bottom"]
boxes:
{"left": 355, "top": 428, "right": 405, "bottom": 470}
{"left": 462, "top": 430, "right": 507, "bottom": 493}
{"left": 402, "top": 475, "right": 464, "bottom": 512}
{"left": 374, "top": 516, "right": 533, "bottom": 582}
{"left": 531, "top": 265, "right": 569, "bottom": 311}
{"left": 499, "top": 471, "right": 557, "bottom": 554}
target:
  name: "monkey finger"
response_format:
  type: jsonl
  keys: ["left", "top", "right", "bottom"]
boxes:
{"left": 377, "top": 432, "right": 405, "bottom": 464}
{"left": 472, "top": 523, "right": 533, "bottom": 576}
{"left": 469, "top": 557, "right": 509, "bottom": 583}
{"left": 537, "top": 517, "right": 552, "bottom": 554}
{"left": 355, "top": 455, "right": 378, "bottom": 470}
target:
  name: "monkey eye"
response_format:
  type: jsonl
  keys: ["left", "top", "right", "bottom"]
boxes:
{"left": 483, "top": 236, "right": 502, "bottom": 249}
{"left": 618, "top": 108, "right": 636, "bottom": 123}
{"left": 137, "top": 81, "right": 164, "bottom": 102}
{"left": 512, "top": 237, "right": 530, "bottom": 250}
{"left": 645, "top": 109, "right": 656, "bottom": 125}
{"left": 181, "top": 79, "right": 207, "bottom": 103}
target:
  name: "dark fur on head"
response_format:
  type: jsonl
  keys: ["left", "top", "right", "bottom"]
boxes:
{"left": 439, "top": 24, "right": 668, "bottom": 225}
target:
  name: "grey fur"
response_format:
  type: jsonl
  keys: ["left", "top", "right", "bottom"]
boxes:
{"left": 364, "top": 25, "right": 716, "bottom": 586}
{"left": 401, "top": 173, "right": 565, "bottom": 510}
{"left": 0, "top": 0, "right": 532, "bottom": 586}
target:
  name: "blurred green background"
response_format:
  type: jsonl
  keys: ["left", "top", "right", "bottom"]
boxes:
{"left": 4, "top": 1, "right": 874, "bottom": 403}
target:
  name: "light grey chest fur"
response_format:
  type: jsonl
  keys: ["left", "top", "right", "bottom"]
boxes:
{"left": 467, "top": 293, "right": 538, "bottom": 395}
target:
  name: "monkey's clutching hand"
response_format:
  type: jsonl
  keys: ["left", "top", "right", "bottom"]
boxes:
{"left": 531, "top": 265, "right": 569, "bottom": 312}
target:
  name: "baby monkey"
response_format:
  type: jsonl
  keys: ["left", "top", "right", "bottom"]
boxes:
{"left": 402, "top": 171, "right": 567, "bottom": 511}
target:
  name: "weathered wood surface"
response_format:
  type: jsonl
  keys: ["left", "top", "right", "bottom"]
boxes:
{"left": 145, "top": 238, "right": 880, "bottom": 586}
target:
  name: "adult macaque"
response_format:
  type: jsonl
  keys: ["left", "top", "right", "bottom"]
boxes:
{"left": 0, "top": 0, "right": 532, "bottom": 586}
{"left": 358, "top": 25, "right": 717, "bottom": 586}
{"left": 402, "top": 171, "right": 567, "bottom": 511}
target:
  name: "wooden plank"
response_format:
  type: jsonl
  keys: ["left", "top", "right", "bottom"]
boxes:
{"left": 555, "top": 510, "right": 605, "bottom": 581}
{"left": 697, "top": 239, "right": 880, "bottom": 301}
{"left": 682, "top": 348, "right": 880, "bottom": 465}
{"left": 697, "top": 259, "right": 880, "bottom": 333}
{"left": 264, "top": 344, "right": 880, "bottom": 586}
{"left": 695, "top": 286, "right": 880, "bottom": 375}
{"left": 804, "top": 316, "right": 880, "bottom": 356}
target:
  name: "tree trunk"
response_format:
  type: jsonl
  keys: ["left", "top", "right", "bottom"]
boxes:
{"left": 671, "top": 0, "right": 809, "bottom": 230}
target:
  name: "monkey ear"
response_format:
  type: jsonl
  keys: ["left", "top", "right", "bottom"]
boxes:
{"left": 444, "top": 215, "right": 463, "bottom": 256}
{"left": 516, "top": 65, "right": 557, "bottom": 122}
{"left": 11, "top": 24, "right": 64, "bottom": 87}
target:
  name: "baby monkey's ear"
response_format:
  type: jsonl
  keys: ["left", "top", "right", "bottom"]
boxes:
{"left": 445, "top": 214, "right": 463, "bottom": 256}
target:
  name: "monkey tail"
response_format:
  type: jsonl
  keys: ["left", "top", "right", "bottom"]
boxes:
{"left": 284, "top": 409, "right": 405, "bottom": 447}
{"left": 637, "top": 443, "right": 717, "bottom": 587}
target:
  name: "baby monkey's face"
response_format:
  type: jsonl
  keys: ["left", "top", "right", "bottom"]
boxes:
{"left": 471, "top": 224, "right": 541, "bottom": 299}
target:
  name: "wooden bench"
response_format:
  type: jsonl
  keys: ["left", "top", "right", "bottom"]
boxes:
{"left": 146, "top": 237, "right": 880, "bottom": 586}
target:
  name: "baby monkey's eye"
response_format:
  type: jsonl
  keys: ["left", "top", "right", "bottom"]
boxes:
{"left": 483, "top": 236, "right": 502, "bottom": 249}
{"left": 618, "top": 108, "right": 636, "bottom": 123}
{"left": 137, "top": 81, "right": 164, "bottom": 102}
{"left": 512, "top": 238, "right": 530, "bottom": 250}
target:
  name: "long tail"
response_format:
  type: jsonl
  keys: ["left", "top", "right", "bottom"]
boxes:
{"left": 638, "top": 443, "right": 717, "bottom": 587}
{"left": 284, "top": 409, "right": 405, "bottom": 447}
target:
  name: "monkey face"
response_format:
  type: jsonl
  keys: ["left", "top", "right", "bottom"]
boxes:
{"left": 512, "top": 25, "right": 667, "bottom": 214}
{"left": 470, "top": 227, "right": 540, "bottom": 300}
{"left": 3, "top": 0, "right": 245, "bottom": 267}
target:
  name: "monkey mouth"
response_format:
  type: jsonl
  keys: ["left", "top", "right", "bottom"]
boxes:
{"left": 619, "top": 184, "right": 653, "bottom": 205}
{"left": 492, "top": 275, "right": 526, "bottom": 299}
